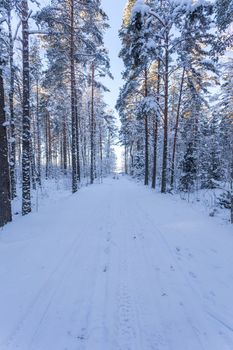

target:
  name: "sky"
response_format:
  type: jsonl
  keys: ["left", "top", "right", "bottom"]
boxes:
{"left": 101, "top": 0, "right": 127, "bottom": 170}
{"left": 101, "top": 0, "right": 126, "bottom": 114}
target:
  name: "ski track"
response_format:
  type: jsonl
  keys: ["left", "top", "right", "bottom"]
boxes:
{"left": 0, "top": 177, "right": 233, "bottom": 350}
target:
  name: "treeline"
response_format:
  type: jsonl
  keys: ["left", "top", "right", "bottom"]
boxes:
{"left": 0, "top": 0, "right": 116, "bottom": 227}
{"left": 118, "top": 0, "right": 233, "bottom": 223}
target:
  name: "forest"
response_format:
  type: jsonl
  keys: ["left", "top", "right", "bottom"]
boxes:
{"left": 1, "top": 1, "right": 233, "bottom": 350}
{"left": 0, "top": 0, "right": 116, "bottom": 227}
{"left": 0, "top": 0, "right": 233, "bottom": 228}
{"left": 118, "top": 0, "right": 233, "bottom": 223}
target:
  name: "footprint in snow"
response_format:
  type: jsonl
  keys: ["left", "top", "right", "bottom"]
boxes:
{"left": 189, "top": 271, "right": 197, "bottom": 279}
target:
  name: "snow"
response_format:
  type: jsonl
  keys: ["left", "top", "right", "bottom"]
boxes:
{"left": 131, "top": 0, "right": 150, "bottom": 19}
{"left": 172, "top": 0, "right": 211, "bottom": 13}
{"left": 2, "top": 121, "right": 10, "bottom": 127}
{"left": 8, "top": 137, "right": 16, "bottom": 144}
{"left": 1, "top": 176, "right": 233, "bottom": 350}
{"left": 137, "top": 96, "right": 160, "bottom": 116}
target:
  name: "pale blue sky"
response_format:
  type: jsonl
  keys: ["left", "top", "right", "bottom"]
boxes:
{"left": 101, "top": 0, "right": 126, "bottom": 112}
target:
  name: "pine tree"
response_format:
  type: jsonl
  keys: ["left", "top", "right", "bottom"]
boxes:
{"left": 6, "top": 0, "right": 17, "bottom": 199}
{"left": 21, "top": 0, "right": 31, "bottom": 215}
{"left": 179, "top": 142, "right": 197, "bottom": 193}
{"left": 0, "top": 5, "right": 12, "bottom": 227}
{"left": 218, "top": 59, "right": 233, "bottom": 223}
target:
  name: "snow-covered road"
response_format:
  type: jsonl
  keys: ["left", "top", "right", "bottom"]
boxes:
{"left": 1, "top": 177, "right": 233, "bottom": 350}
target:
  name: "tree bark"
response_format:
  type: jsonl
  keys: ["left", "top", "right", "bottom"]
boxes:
{"left": 231, "top": 193, "right": 233, "bottom": 224}
{"left": 22, "top": 0, "right": 31, "bottom": 215}
{"left": 90, "top": 63, "right": 95, "bottom": 184}
{"left": 161, "top": 31, "right": 169, "bottom": 194}
{"left": 99, "top": 124, "right": 103, "bottom": 182}
{"left": 62, "top": 113, "right": 67, "bottom": 174}
{"left": 70, "top": 0, "right": 77, "bottom": 193}
{"left": 152, "top": 60, "right": 161, "bottom": 189}
{"left": 75, "top": 88, "right": 80, "bottom": 182}
{"left": 170, "top": 68, "right": 185, "bottom": 190}
{"left": 0, "top": 62, "right": 12, "bottom": 227}
{"left": 231, "top": 145, "right": 233, "bottom": 224}
{"left": 144, "top": 67, "right": 149, "bottom": 186}
{"left": 7, "top": 9, "right": 16, "bottom": 199}
{"left": 36, "top": 81, "right": 41, "bottom": 185}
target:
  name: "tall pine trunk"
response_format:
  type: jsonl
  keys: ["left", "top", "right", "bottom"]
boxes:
{"left": 0, "top": 62, "right": 12, "bottom": 227}
{"left": 22, "top": 0, "right": 31, "bottom": 215}
{"left": 144, "top": 67, "right": 149, "bottom": 186}
{"left": 161, "top": 31, "right": 169, "bottom": 193}
{"left": 75, "top": 88, "right": 80, "bottom": 182}
{"left": 45, "top": 111, "right": 52, "bottom": 179}
{"left": 152, "top": 60, "right": 161, "bottom": 189}
{"left": 124, "top": 141, "right": 128, "bottom": 175}
{"left": 7, "top": 10, "right": 16, "bottom": 199}
{"left": 231, "top": 193, "right": 233, "bottom": 224}
{"left": 170, "top": 68, "right": 185, "bottom": 190}
{"left": 99, "top": 125, "right": 103, "bottom": 182}
{"left": 231, "top": 145, "right": 233, "bottom": 224}
{"left": 90, "top": 63, "right": 95, "bottom": 184}
{"left": 36, "top": 81, "right": 41, "bottom": 186}
{"left": 62, "top": 113, "right": 67, "bottom": 174}
{"left": 70, "top": 0, "right": 77, "bottom": 193}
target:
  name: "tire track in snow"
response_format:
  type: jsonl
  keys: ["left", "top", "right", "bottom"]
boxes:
{"left": 1, "top": 234, "right": 84, "bottom": 350}
{"left": 1, "top": 203, "right": 102, "bottom": 350}
{"left": 111, "top": 196, "right": 144, "bottom": 350}
{"left": 29, "top": 216, "right": 110, "bottom": 350}
{"left": 79, "top": 208, "right": 113, "bottom": 350}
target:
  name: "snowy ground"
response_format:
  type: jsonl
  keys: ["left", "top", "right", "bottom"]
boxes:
{"left": 0, "top": 176, "right": 233, "bottom": 350}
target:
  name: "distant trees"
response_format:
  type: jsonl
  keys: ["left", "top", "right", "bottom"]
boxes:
{"left": 118, "top": 0, "right": 233, "bottom": 223}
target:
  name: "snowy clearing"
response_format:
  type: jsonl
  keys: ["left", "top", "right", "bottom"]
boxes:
{"left": 0, "top": 176, "right": 233, "bottom": 350}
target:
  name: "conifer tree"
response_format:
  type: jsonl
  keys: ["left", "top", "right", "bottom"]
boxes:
{"left": 0, "top": 4, "right": 12, "bottom": 227}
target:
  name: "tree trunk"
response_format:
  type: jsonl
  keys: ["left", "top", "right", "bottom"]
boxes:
{"left": 231, "top": 193, "right": 233, "bottom": 224}
{"left": 170, "top": 68, "right": 185, "bottom": 190}
{"left": 0, "top": 62, "right": 12, "bottom": 227}
{"left": 144, "top": 67, "right": 149, "bottom": 186}
{"left": 75, "top": 88, "right": 80, "bottom": 182}
{"left": 152, "top": 60, "right": 161, "bottom": 189}
{"left": 161, "top": 31, "right": 169, "bottom": 194}
{"left": 36, "top": 81, "right": 41, "bottom": 186}
{"left": 70, "top": 0, "right": 77, "bottom": 193}
{"left": 8, "top": 10, "right": 16, "bottom": 199}
{"left": 45, "top": 111, "right": 52, "bottom": 179}
{"left": 22, "top": 0, "right": 31, "bottom": 215}
{"left": 231, "top": 146, "right": 233, "bottom": 224}
{"left": 124, "top": 142, "right": 128, "bottom": 175}
{"left": 99, "top": 124, "right": 103, "bottom": 182}
{"left": 90, "top": 63, "right": 95, "bottom": 184}
{"left": 62, "top": 113, "right": 67, "bottom": 174}
{"left": 30, "top": 137, "right": 37, "bottom": 190}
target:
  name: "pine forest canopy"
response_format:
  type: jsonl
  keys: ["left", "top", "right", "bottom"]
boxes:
{"left": 0, "top": 0, "right": 233, "bottom": 227}
{"left": 118, "top": 0, "right": 233, "bottom": 222}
